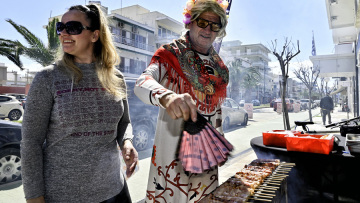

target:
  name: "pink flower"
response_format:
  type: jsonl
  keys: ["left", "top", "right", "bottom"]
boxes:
{"left": 183, "top": 17, "right": 191, "bottom": 24}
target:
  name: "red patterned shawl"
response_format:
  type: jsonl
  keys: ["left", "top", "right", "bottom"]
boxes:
{"left": 150, "top": 32, "right": 229, "bottom": 113}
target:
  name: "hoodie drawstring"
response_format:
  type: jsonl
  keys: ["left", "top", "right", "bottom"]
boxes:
{"left": 71, "top": 75, "right": 74, "bottom": 94}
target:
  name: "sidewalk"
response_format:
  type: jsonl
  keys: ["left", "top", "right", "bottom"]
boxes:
{"left": 218, "top": 105, "right": 351, "bottom": 184}
{"left": 297, "top": 105, "right": 351, "bottom": 132}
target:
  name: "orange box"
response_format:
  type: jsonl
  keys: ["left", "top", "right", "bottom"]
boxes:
{"left": 285, "top": 134, "right": 334, "bottom": 155}
{"left": 263, "top": 130, "right": 301, "bottom": 148}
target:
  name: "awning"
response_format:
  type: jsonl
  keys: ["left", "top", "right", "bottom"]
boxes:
{"left": 330, "top": 86, "right": 347, "bottom": 96}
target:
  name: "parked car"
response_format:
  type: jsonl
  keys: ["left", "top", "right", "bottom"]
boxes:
{"left": 125, "top": 76, "right": 159, "bottom": 151}
{"left": 270, "top": 99, "right": 275, "bottom": 107}
{"left": 4, "top": 93, "right": 26, "bottom": 103}
{"left": 239, "top": 100, "right": 245, "bottom": 107}
{"left": 0, "top": 95, "right": 24, "bottom": 121}
{"left": 222, "top": 98, "right": 248, "bottom": 130}
{"left": 300, "top": 99, "right": 310, "bottom": 110}
{"left": 252, "top": 99, "right": 260, "bottom": 106}
{"left": 0, "top": 120, "right": 22, "bottom": 185}
{"left": 273, "top": 98, "right": 294, "bottom": 112}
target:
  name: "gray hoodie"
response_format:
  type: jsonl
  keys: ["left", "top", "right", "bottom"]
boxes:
{"left": 21, "top": 63, "right": 133, "bottom": 202}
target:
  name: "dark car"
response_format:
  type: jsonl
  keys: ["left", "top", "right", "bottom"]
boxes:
{"left": 252, "top": 99, "right": 260, "bottom": 106}
{"left": 0, "top": 120, "right": 22, "bottom": 185}
{"left": 125, "top": 76, "right": 158, "bottom": 151}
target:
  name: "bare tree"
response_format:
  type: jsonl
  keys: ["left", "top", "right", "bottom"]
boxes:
{"left": 270, "top": 38, "right": 300, "bottom": 130}
{"left": 293, "top": 66, "right": 320, "bottom": 122}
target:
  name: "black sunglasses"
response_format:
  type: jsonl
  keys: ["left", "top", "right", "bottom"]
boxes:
{"left": 56, "top": 21, "right": 93, "bottom": 35}
{"left": 195, "top": 18, "right": 222, "bottom": 32}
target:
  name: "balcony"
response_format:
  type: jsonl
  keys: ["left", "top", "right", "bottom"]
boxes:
{"left": 112, "top": 35, "right": 155, "bottom": 52}
{"left": 239, "top": 51, "right": 270, "bottom": 61}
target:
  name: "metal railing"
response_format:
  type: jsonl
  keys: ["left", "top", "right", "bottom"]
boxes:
{"left": 113, "top": 35, "right": 155, "bottom": 52}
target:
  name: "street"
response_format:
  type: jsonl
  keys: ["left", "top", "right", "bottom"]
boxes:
{"left": 0, "top": 107, "right": 321, "bottom": 203}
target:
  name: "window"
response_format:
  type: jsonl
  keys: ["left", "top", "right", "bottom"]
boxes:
{"left": 124, "top": 58, "right": 130, "bottom": 73}
{"left": 119, "top": 57, "right": 125, "bottom": 72}
{"left": 158, "top": 26, "right": 162, "bottom": 36}
{"left": 0, "top": 96, "right": 11, "bottom": 102}
{"left": 229, "top": 99, "right": 239, "bottom": 109}
{"left": 162, "top": 27, "right": 166, "bottom": 38}
{"left": 223, "top": 100, "right": 231, "bottom": 108}
{"left": 130, "top": 59, "right": 135, "bottom": 74}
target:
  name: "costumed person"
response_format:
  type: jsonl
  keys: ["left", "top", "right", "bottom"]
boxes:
{"left": 320, "top": 93, "right": 334, "bottom": 125}
{"left": 21, "top": 4, "right": 138, "bottom": 203}
{"left": 134, "top": 0, "right": 229, "bottom": 202}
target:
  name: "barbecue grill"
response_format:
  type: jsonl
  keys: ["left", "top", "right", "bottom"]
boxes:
{"left": 200, "top": 159, "right": 295, "bottom": 203}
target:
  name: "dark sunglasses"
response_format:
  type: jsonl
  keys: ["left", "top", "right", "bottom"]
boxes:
{"left": 56, "top": 21, "right": 93, "bottom": 35}
{"left": 195, "top": 18, "right": 222, "bottom": 32}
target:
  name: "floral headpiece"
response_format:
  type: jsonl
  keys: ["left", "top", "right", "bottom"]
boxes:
{"left": 183, "top": 0, "right": 229, "bottom": 24}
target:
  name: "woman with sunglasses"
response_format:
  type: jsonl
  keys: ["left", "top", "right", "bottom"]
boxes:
{"left": 21, "top": 4, "right": 137, "bottom": 203}
{"left": 134, "top": 0, "right": 228, "bottom": 202}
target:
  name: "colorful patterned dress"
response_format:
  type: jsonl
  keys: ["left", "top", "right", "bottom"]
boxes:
{"left": 134, "top": 32, "right": 228, "bottom": 203}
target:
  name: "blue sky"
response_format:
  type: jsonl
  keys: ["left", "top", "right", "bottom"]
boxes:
{"left": 0, "top": 0, "right": 334, "bottom": 73}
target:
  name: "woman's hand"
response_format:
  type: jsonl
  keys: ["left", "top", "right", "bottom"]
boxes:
{"left": 160, "top": 93, "right": 197, "bottom": 122}
{"left": 122, "top": 140, "right": 138, "bottom": 178}
{"left": 26, "top": 196, "right": 45, "bottom": 203}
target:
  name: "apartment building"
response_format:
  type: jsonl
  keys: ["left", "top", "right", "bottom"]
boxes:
{"left": 221, "top": 41, "right": 273, "bottom": 103}
{"left": 109, "top": 4, "right": 183, "bottom": 75}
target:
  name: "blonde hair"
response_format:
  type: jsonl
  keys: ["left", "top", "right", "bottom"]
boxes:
{"left": 186, "top": 0, "right": 228, "bottom": 38}
{"left": 57, "top": 4, "right": 125, "bottom": 99}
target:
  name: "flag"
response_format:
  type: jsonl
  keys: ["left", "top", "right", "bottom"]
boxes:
{"left": 226, "top": 0, "right": 232, "bottom": 18}
{"left": 213, "top": 0, "right": 232, "bottom": 53}
{"left": 312, "top": 31, "right": 316, "bottom": 56}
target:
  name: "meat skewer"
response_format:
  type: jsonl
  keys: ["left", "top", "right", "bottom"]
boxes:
{"left": 248, "top": 197, "right": 273, "bottom": 202}
{"left": 199, "top": 159, "right": 295, "bottom": 203}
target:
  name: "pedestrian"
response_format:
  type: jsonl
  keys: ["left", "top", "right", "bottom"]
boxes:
{"left": 134, "top": 0, "right": 229, "bottom": 202}
{"left": 320, "top": 93, "right": 334, "bottom": 125}
{"left": 21, "top": 4, "right": 138, "bottom": 203}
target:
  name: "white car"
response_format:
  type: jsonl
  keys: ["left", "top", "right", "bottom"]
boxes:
{"left": 239, "top": 100, "right": 245, "bottom": 107}
{"left": 0, "top": 95, "right": 24, "bottom": 121}
{"left": 222, "top": 98, "right": 248, "bottom": 130}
